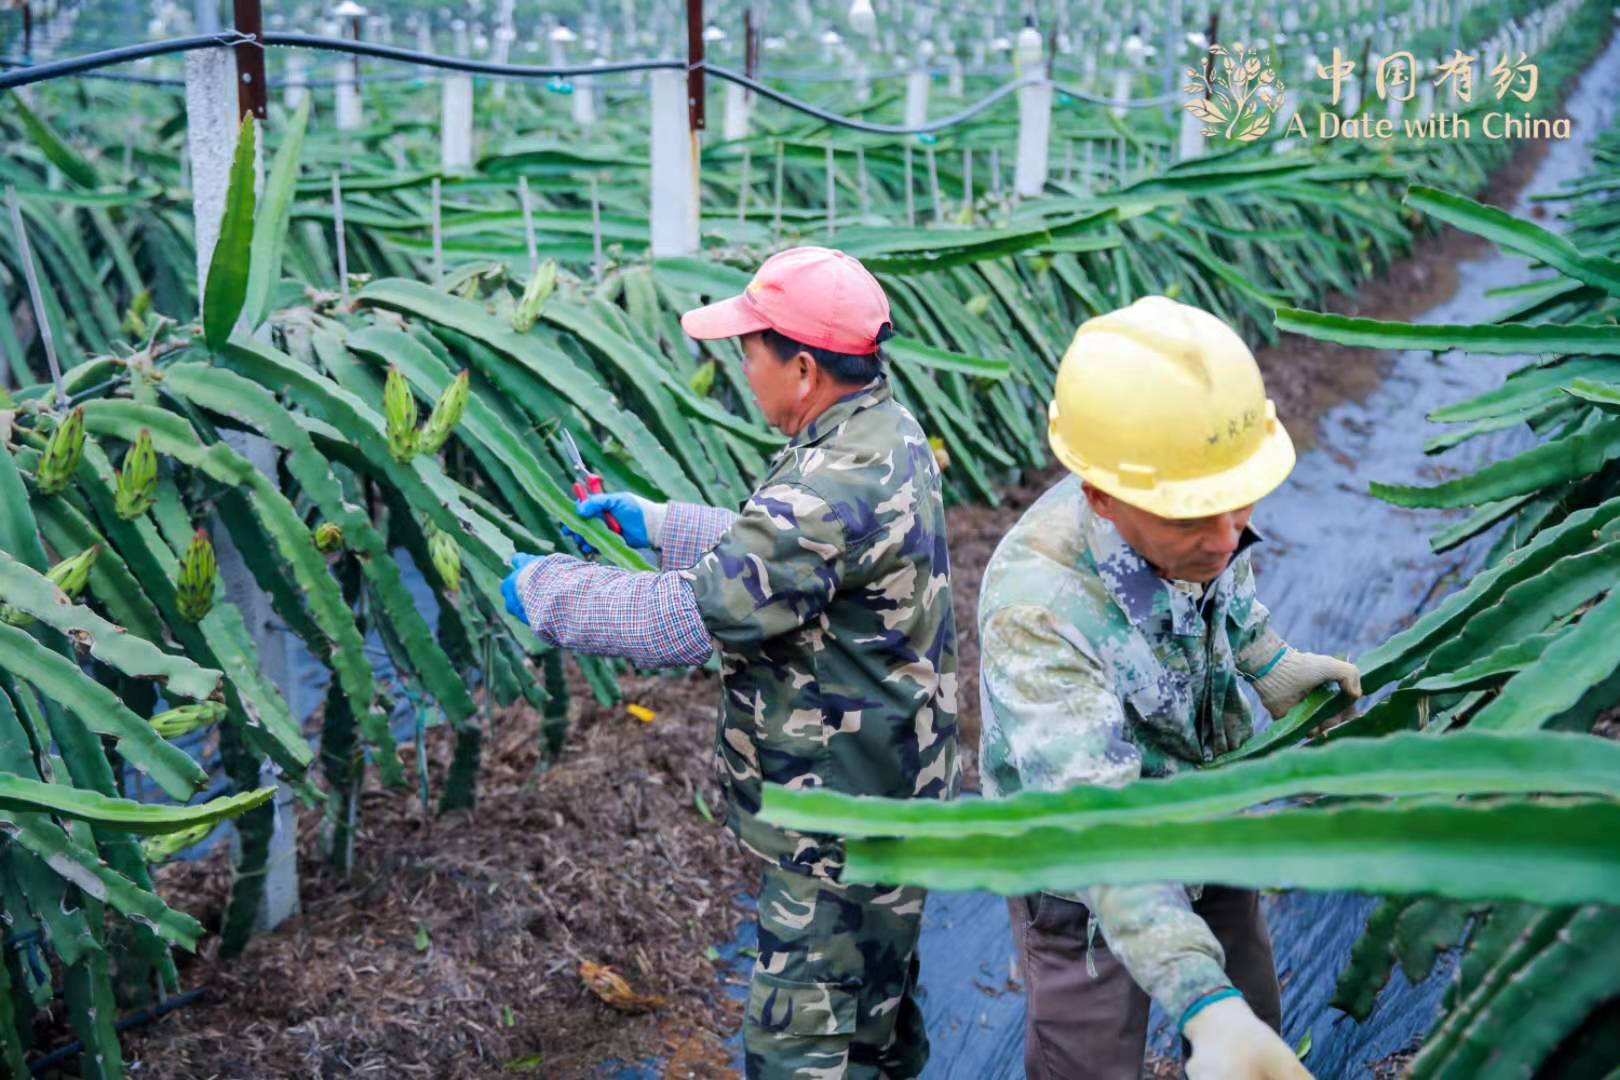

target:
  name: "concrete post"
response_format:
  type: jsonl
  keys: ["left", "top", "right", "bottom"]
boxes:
{"left": 1163, "top": 0, "right": 1183, "bottom": 123}
{"left": 1385, "top": 54, "right": 1406, "bottom": 123}
{"left": 574, "top": 60, "right": 600, "bottom": 127}
{"left": 1178, "top": 105, "right": 1206, "bottom": 159}
{"left": 491, "top": 25, "right": 515, "bottom": 102}
{"left": 723, "top": 79, "right": 750, "bottom": 139}
{"left": 335, "top": 59, "right": 362, "bottom": 130}
{"left": 1111, "top": 66, "right": 1132, "bottom": 118}
{"left": 185, "top": 46, "right": 298, "bottom": 935}
{"left": 185, "top": 50, "right": 238, "bottom": 294}
{"left": 649, "top": 67, "right": 700, "bottom": 256}
{"left": 442, "top": 73, "right": 474, "bottom": 172}
{"left": 904, "top": 61, "right": 931, "bottom": 129}
{"left": 1341, "top": 65, "right": 1361, "bottom": 115}
{"left": 284, "top": 51, "right": 306, "bottom": 110}
{"left": 1014, "top": 25, "right": 1052, "bottom": 197}
{"left": 416, "top": 19, "right": 433, "bottom": 75}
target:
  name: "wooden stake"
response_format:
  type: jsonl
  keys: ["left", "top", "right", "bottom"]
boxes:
{"left": 772, "top": 139, "right": 785, "bottom": 238}
{"left": 685, "top": 0, "right": 706, "bottom": 133}
{"left": 332, "top": 173, "right": 349, "bottom": 306}
{"left": 590, "top": 174, "right": 604, "bottom": 286}
{"left": 6, "top": 186, "right": 63, "bottom": 406}
{"left": 926, "top": 145, "right": 941, "bottom": 224}
{"left": 519, "top": 175, "right": 538, "bottom": 275}
{"left": 824, "top": 143, "right": 836, "bottom": 237}
{"left": 232, "top": 0, "right": 268, "bottom": 121}
{"left": 737, "top": 147, "right": 751, "bottom": 224}
{"left": 856, "top": 145, "right": 869, "bottom": 221}
{"left": 961, "top": 148, "right": 972, "bottom": 214}
{"left": 431, "top": 177, "right": 444, "bottom": 285}
{"left": 904, "top": 142, "right": 915, "bottom": 226}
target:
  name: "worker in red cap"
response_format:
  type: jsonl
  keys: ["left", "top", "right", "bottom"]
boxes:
{"left": 500, "top": 246, "right": 960, "bottom": 1079}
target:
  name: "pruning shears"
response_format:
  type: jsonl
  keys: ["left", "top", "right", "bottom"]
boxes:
{"left": 560, "top": 431, "right": 622, "bottom": 535}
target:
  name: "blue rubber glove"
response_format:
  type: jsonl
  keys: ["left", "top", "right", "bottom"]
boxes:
{"left": 501, "top": 553, "right": 541, "bottom": 623}
{"left": 561, "top": 492, "right": 662, "bottom": 554}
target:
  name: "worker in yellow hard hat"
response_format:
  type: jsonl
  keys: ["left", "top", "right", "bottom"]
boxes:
{"left": 976, "top": 295, "right": 1361, "bottom": 1080}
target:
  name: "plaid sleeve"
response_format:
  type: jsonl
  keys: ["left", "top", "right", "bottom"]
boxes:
{"left": 658, "top": 501, "right": 740, "bottom": 573}
{"left": 679, "top": 483, "right": 845, "bottom": 650}
{"left": 516, "top": 554, "right": 712, "bottom": 668}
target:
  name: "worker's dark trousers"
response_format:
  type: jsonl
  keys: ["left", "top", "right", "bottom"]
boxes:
{"left": 1007, "top": 886, "right": 1284, "bottom": 1080}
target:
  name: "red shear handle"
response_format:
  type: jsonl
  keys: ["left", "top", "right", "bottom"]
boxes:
{"left": 577, "top": 475, "right": 624, "bottom": 535}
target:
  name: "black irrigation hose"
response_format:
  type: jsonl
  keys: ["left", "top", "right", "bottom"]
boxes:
{"left": 0, "top": 31, "right": 1177, "bottom": 129}
{"left": 1051, "top": 80, "right": 1182, "bottom": 108}
{"left": 0, "top": 55, "right": 426, "bottom": 89}
{"left": 706, "top": 62, "right": 1036, "bottom": 133}
{"left": 26, "top": 987, "right": 210, "bottom": 1074}
{"left": 258, "top": 30, "right": 685, "bottom": 80}
{"left": 0, "top": 30, "right": 254, "bottom": 90}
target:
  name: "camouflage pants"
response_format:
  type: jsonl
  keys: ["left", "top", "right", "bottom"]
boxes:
{"left": 743, "top": 865, "right": 929, "bottom": 1080}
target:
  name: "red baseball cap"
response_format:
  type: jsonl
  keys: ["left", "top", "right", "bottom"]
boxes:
{"left": 680, "top": 246, "right": 892, "bottom": 355}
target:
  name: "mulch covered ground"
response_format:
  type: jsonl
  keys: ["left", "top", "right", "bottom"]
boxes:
{"left": 98, "top": 134, "right": 1567, "bottom": 1080}
{"left": 127, "top": 665, "right": 748, "bottom": 1079}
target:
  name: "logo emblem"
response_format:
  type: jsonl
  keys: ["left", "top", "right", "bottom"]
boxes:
{"left": 1183, "top": 43, "right": 1285, "bottom": 143}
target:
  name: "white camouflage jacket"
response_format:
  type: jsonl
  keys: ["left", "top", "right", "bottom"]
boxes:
{"left": 977, "top": 475, "right": 1284, "bottom": 1022}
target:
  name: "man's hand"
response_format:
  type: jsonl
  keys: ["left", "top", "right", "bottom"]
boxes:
{"left": 1184, "top": 996, "right": 1313, "bottom": 1080}
{"left": 1253, "top": 649, "right": 1362, "bottom": 720}
{"left": 501, "top": 553, "right": 542, "bottom": 623}
{"left": 561, "top": 493, "right": 665, "bottom": 554}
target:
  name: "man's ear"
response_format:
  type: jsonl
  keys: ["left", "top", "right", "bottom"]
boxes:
{"left": 795, "top": 350, "right": 817, "bottom": 384}
{"left": 1081, "top": 482, "right": 1116, "bottom": 522}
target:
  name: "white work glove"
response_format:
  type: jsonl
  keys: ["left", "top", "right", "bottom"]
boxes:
{"left": 1184, "top": 996, "right": 1313, "bottom": 1080}
{"left": 1243, "top": 631, "right": 1362, "bottom": 720}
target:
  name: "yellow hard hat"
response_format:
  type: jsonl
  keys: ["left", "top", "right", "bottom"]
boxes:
{"left": 1047, "top": 296, "right": 1295, "bottom": 519}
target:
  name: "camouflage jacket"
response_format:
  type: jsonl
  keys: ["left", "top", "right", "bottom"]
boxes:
{"left": 682, "top": 377, "right": 961, "bottom": 878}
{"left": 977, "top": 474, "right": 1280, "bottom": 1022}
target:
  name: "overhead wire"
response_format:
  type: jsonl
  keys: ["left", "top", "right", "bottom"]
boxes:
{"left": 0, "top": 30, "right": 1178, "bottom": 126}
